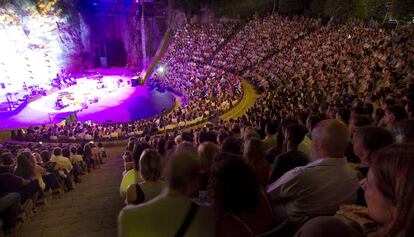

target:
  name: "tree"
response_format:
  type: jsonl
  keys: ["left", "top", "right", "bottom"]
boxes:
{"left": 208, "top": 0, "right": 274, "bottom": 18}
{"left": 310, "top": 0, "right": 326, "bottom": 16}
{"left": 366, "top": 0, "right": 386, "bottom": 20}
{"left": 323, "top": 0, "right": 358, "bottom": 19}
{"left": 278, "top": 0, "right": 308, "bottom": 14}
{"left": 392, "top": 0, "right": 414, "bottom": 21}
{"left": 173, "top": 0, "right": 202, "bottom": 16}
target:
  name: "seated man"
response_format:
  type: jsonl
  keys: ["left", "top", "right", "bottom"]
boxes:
{"left": 118, "top": 149, "right": 215, "bottom": 237}
{"left": 267, "top": 119, "right": 359, "bottom": 224}
{"left": 269, "top": 123, "right": 309, "bottom": 183}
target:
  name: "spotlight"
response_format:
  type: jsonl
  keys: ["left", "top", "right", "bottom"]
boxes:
{"left": 157, "top": 66, "right": 165, "bottom": 73}
{"left": 156, "top": 65, "right": 166, "bottom": 76}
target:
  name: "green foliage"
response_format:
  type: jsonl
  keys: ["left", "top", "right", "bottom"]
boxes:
{"left": 392, "top": 0, "right": 414, "bottom": 22}
{"left": 278, "top": 0, "right": 308, "bottom": 13}
{"left": 366, "top": 0, "right": 386, "bottom": 20}
{"left": 208, "top": 0, "right": 274, "bottom": 18}
{"left": 323, "top": 0, "right": 358, "bottom": 19}
{"left": 310, "top": 0, "right": 326, "bottom": 16}
{"left": 173, "top": 0, "right": 202, "bottom": 15}
{"left": 354, "top": 0, "right": 368, "bottom": 19}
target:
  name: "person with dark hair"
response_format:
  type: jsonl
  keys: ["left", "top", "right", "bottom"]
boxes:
{"left": 217, "top": 130, "right": 229, "bottom": 146}
{"left": 269, "top": 124, "right": 309, "bottom": 183}
{"left": 349, "top": 114, "right": 372, "bottom": 134}
{"left": 220, "top": 136, "right": 242, "bottom": 155}
{"left": 181, "top": 132, "right": 193, "bottom": 143}
{"left": 83, "top": 143, "right": 94, "bottom": 170}
{"left": 119, "top": 149, "right": 214, "bottom": 237}
{"left": 352, "top": 126, "right": 395, "bottom": 206}
{"left": 156, "top": 137, "right": 166, "bottom": 156}
{"left": 263, "top": 121, "right": 278, "bottom": 151}
{"left": 397, "top": 119, "right": 414, "bottom": 143}
{"left": 372, "top": 108, "right": 385, "bottom": 125}
{"left": 231, "top": 124, "right": 241, "bottom": 139}
{"left": 126, "top": 149, "right": 164, "bottom": 205}
{"left": 210, "top": 157, "right": 273, "bottom": 237}
{"left": 335, "top": 107, "right": 351, "bottom": 125}
{"left": 383, "top": 105, "right": 408, "bottom": 132}
{"left": 353, "top": 126, "right": 395, "bottom": 176}
{"left": 244, "top": 137, "right": 270, "bottom": 186}
{"left": 0, "top": 152, "right": 14, "bottom": 174}
{"left": 305, "top": 114, "right": 322, "bottom": 139}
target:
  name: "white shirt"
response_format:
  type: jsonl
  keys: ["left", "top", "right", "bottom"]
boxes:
{"left": 267, "top": 158, "right": 359, "bottom": 222}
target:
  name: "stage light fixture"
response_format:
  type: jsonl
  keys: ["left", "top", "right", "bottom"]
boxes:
{"left": 156, "top": 65, "right": 166, "bottom": 76}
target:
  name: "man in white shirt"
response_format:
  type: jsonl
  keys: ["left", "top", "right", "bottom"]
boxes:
{"left": 267, "top": 119, "right": 359, "bottom": 224}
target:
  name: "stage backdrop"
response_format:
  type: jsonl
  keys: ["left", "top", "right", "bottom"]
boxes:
{"left": 0, "top": 0, "right": 85, "bottom": 97}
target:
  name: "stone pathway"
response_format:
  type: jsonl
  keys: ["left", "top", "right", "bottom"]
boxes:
{"left": 10, "top": 146, "right": 125, "bottom": 237}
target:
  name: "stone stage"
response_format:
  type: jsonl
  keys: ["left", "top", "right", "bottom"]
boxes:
{"left": 0, "top": 69, "right": 176, "bottom": 130}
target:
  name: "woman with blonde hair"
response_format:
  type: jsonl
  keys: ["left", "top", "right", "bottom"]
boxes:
{"left": 125, "top": 149, "right": 164, "bottom": 205}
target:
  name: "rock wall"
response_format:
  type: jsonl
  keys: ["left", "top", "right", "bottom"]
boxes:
{"left": 0, "top": 1, "right": 83, "bottom": 93}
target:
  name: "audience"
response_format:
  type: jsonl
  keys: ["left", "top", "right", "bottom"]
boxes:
{"left": 2, "top": 11, "right": 414, "bottom": 237}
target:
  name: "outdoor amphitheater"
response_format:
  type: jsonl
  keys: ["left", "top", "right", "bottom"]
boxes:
{"left": 0, "top": 0, "right": 413, "bottom": 237}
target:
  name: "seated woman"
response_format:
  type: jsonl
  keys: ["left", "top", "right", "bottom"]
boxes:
{"left": 243, "top": 137, "right": 270, "bottom": 186}
{"left": 295, "top": 143, "right": 414, "bottom": 237}
{"left": 210, "top": 155, "right": 273, "bottom": 237}
{"left": 120, "top": 150, "right": 144, "bottom": 198}
{"left": 126, "top": 149, "right": 164, "bottom": 205}
{"left": 14, "top": 151, "right": 45, "bottom": 192}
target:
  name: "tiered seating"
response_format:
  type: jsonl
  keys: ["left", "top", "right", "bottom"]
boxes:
{"left": 0, "top": 142, "right": 107, "bottom": 235}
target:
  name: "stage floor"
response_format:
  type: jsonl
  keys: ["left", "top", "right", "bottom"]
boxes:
{"left": 0, "top": 70, "right": 176, "bottom": 130}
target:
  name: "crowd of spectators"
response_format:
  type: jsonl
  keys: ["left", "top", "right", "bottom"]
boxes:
{"left": 212, "top": 14, "right": 318, "bottom": 74}
{"left": 2, "top": 11, "right": 414, "bottom": 237}
{"left": 118, "top": 13, "right": 414, "bottom": 237}
{"left": 0, "top": 141, "right": 106, "bottom": 234}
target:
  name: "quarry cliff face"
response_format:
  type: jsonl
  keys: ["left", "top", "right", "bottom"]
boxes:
{"left": 0, "top": 1, "right": 83, "bottom": 89}
{"left": 0, "top": 0, "right": 217, "bottom": 77}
